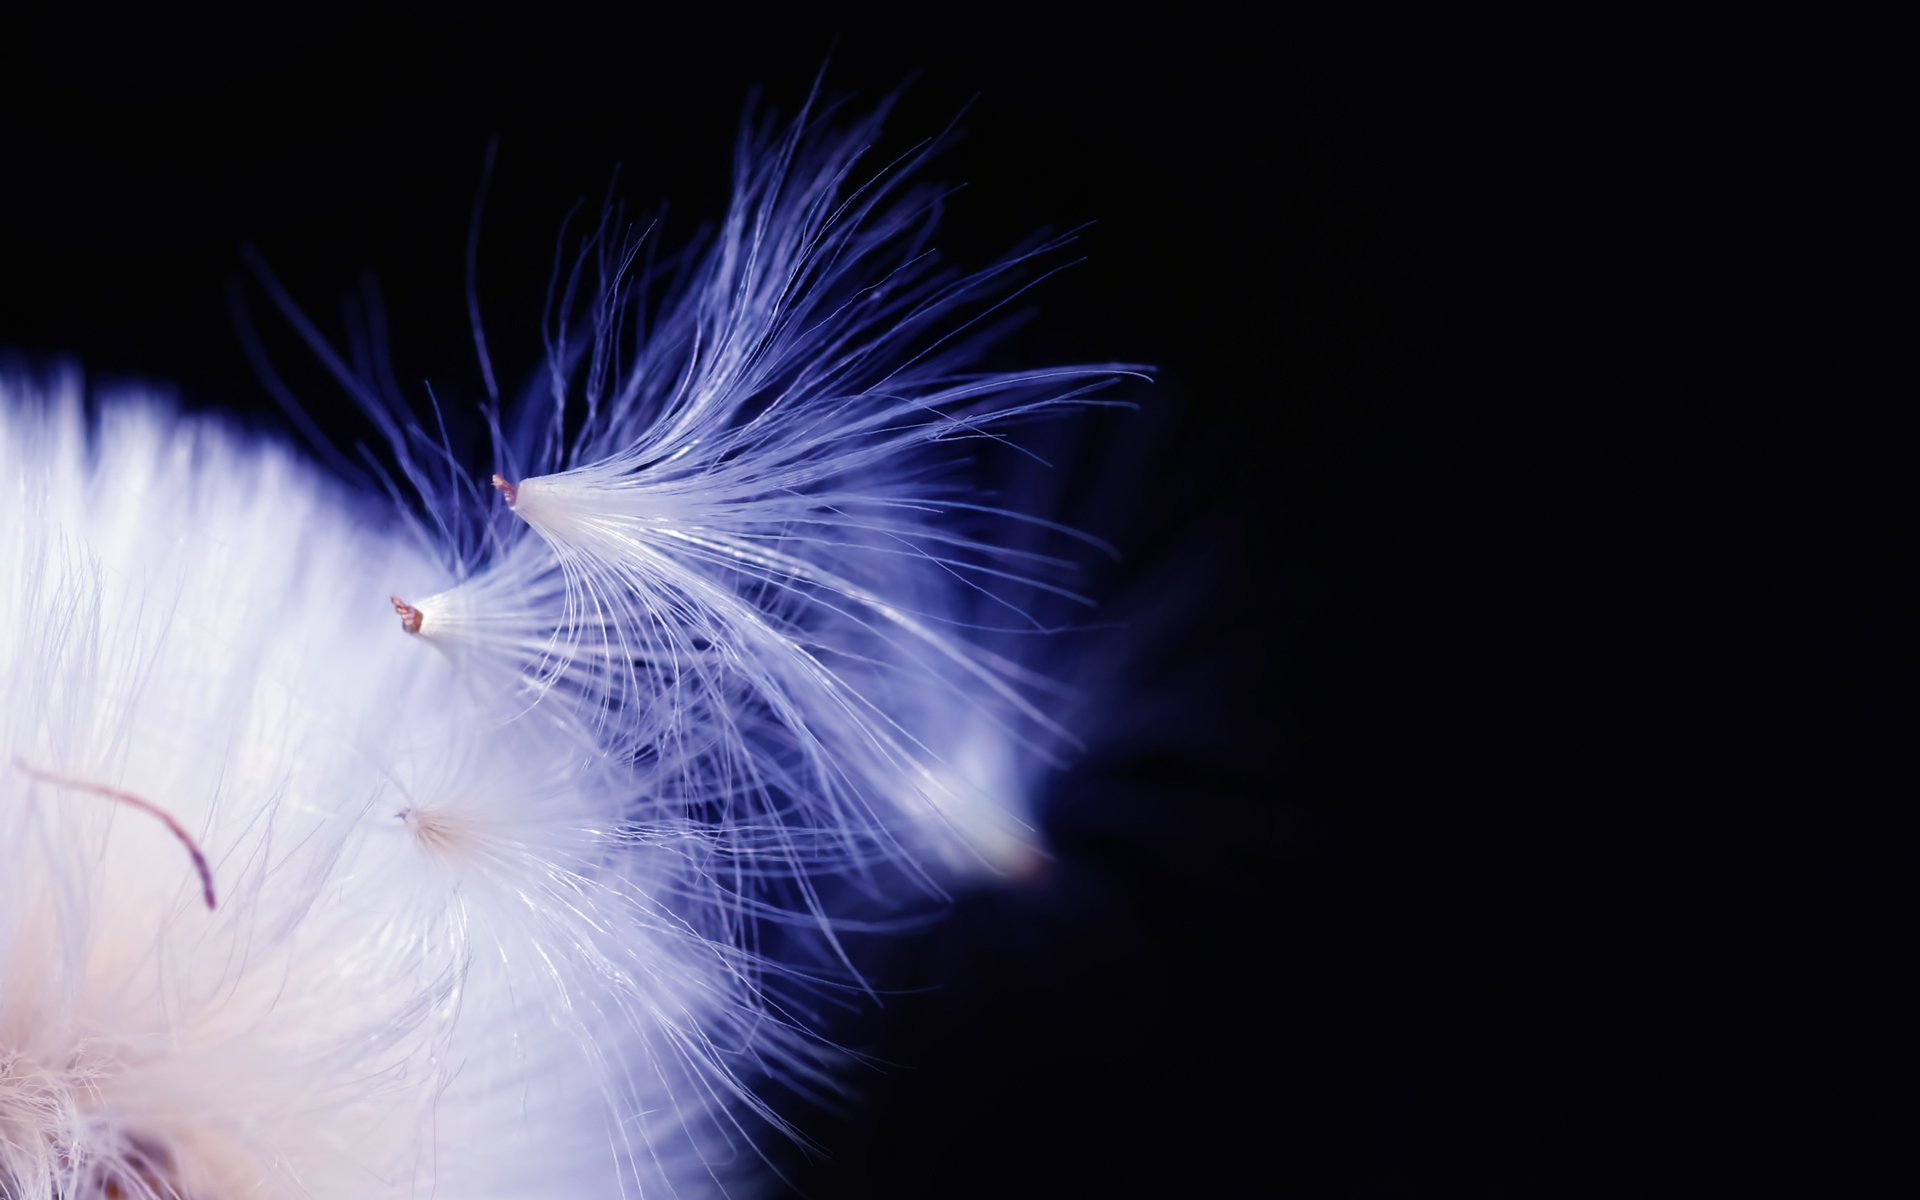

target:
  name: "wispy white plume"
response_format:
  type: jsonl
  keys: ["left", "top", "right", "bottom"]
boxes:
{"left": 1, "top": 90, "right": 1136, "bottom": 1197}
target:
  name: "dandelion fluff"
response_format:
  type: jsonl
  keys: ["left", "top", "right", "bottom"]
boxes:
{"left": 380, "top": 99, "right": 1141, "bottom": 887}
{"left": 1, "top": 381, "right": 811, "bottom": 1196}
{"left": 1, "top": 93, "right": 1134, "bottom": 1196}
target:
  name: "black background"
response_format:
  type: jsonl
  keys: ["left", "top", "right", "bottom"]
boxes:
{"left": 1, "top": 6, "right": 1592, "bottom": 1195}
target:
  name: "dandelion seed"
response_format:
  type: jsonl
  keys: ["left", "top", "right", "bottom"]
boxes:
{"left": 1, "top": 88, "right": 1137, "bottom": 1198}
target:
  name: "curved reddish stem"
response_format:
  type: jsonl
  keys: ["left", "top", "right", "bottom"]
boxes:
{"left": 11, "top": 757, "right": 217, "bottom": 910}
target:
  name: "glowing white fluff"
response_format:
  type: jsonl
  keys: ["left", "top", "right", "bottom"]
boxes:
{"left": 0, "top": 94, "right": 1135, "bottom": 1197}
{"left": 0, "top": 383, "right": 802, "bottom": 1196}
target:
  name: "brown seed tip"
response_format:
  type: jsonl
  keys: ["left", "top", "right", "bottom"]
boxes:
{"left": 390, "top": 595, "right": 423, "bottom": 635}
{"left": 491, "top": 473, "right": 518, "bottom": 505}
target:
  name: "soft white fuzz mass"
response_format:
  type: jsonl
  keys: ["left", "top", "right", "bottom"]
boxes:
{"left": 0, "top": 386, "right": 787, "bottom": 1196}
{"left": 0, "top": 100, "right": 1133, "bottom": 1197}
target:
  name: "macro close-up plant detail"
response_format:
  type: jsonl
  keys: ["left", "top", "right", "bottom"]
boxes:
{"left": 3, "top": 8, "right": 1577, "bottom": 1197}
{"left": 1, "top": 80, "right": 1147, "bottom": 1193}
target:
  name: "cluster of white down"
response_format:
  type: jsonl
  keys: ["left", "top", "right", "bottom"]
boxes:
{"left": 0, "top": 387, "right": 814, "bottom": 1197}
{"left": 0, "top": 101, "right": 1134, "bottom": 1197}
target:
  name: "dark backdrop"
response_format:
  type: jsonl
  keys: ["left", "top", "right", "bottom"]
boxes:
{"left": 1, "top": 6, "right": 1575, "bottom": 1195}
